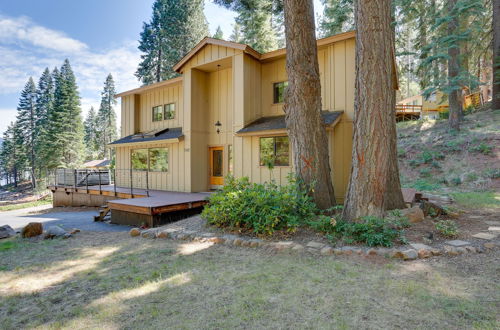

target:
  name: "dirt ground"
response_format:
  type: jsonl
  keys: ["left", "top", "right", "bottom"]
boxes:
{"left": 0, "top": 231, "right": 498, "bottom": 329}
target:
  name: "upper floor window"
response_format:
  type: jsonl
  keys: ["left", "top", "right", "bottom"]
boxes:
{"left": 164, "top": 103, "right": 175, "bottom": 120}
{"left": 152, "top": 106, "right": 163, "bottom": 122}
{"left": 259, "top": 136, "right": 289, "bottom": 167}
{"left": 273, "top": 81, "right": 288, "bottom": 104}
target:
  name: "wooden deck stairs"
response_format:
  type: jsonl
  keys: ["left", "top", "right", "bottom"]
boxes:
{"left": 94, "top": 206, "right": 111, "bottom": 222}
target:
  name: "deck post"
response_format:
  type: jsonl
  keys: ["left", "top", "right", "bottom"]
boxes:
{"left": 113, "top": 169, "right": 117, "bottom": 197}
{"left": 146, "top": 171, "right": 149, "bottom": 197}
{"left": 98, "top": 170, "right": 102, "bottom": 195}
{"left": 73, "top": 169, "right": 77, "bottom": 191}
{"left": 130, "top": 169, "right": 134, "bottom": 198}
{"left": 86, "top": 169, "right": 89, "bottom": 193}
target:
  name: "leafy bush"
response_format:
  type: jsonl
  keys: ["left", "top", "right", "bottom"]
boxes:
{"left": 419, "top": 168, "right": 431, "bottom": 178}
{"left": 308, "top": 215, "right": 407, "bottom": 247}
{"left": 469, "top": 142, "right": 493, "bottom": 155}
{"left": 484, "top": 168, "right": 500, "bottom": 179}
{"left": 201, "top": 175, "right": 319, "bottom": 235}
{"left": 408, "top": 179, "right": 441, "bottom": 191}
{"left": 435, "top": 220, "right": 459, "bottom": 238}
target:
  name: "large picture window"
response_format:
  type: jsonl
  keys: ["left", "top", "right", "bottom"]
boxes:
{"left": 131, "top": 149, "right": 148, "bottom": 170}
{"left": 164, "top": 103, "right": 175, "bottom": 120}
{"left": 131, "top": 148, "right": 169, "bottom": 172}
{"left": 273, "top": 81, "right": 288, "bottom": 104}
{"left": 259, "top": 136, "right": 289, "bottom": 166}
{"left": 152, "top": 106, "right": 163, "bottom": 122}
{"left": 149, "top": 148, "right": 169, "bottom": 172}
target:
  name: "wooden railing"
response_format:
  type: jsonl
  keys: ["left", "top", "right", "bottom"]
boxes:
{"left": 395, "top": 104, "right": 423, "bottom": 113}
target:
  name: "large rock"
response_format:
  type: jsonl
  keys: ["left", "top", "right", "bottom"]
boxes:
{"left": 400, "top": 206, "right": 425, "bottom": 223}
{"left": 0, "top": 225, "right": 16, "bottom": 239}
{"left": 129, "top": 228, "right": 141, "bottom": 237}
{"left": 45, "top": 226, "right": 71, "bottom": 239}
{"left": 21, "top": 222, "right": 43, "bottom": 238}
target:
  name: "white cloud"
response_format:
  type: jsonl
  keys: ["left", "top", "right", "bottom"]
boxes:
{"left": 0, "top": 109, "right": 18, "bottom": 135}
{"left": 0, "top": 15, "right": 140, "bottom": 135}
{"left": 0, "top": 16, "right": 88, "bottom": 53}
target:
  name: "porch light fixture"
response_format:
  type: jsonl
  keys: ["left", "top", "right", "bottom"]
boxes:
{"left": 215, "top": 64, "right": 222, "bottom": 134}
{"left": 215, "top": 120, "right": 222, "bottom": 134}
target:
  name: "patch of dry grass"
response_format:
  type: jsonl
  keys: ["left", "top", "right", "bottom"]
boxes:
{"left": 0, "top": 232, "right": 498, "bottom": 329}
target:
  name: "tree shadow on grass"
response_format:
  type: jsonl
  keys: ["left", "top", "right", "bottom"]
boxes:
{"left": 0, "top": 232, "right": 498, "bottom": 329}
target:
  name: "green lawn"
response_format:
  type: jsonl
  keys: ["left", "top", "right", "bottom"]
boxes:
{"left": 0, "top": 232, "right": 498, "bottom": 329}
{"left": 0, "top": 197, "right": 52, "bottom": 212}
{"left": 451, "top": 191, "right": 500, "bottom": 209}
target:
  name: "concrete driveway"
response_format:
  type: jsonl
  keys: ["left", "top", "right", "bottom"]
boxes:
{"left": 0, "top": 206, "right": 131, "bottom": 232}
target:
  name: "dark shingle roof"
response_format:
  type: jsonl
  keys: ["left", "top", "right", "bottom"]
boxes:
{"left": 236, "top": 111, "right": 343, "bottom": 134}
{"left": 109, "top": 127, "right": 183, "bottom": 146}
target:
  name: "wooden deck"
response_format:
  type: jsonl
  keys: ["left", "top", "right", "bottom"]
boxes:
{"left": 106, "top": 190, "right": 211, "bottom": 216}
{"left": 395, "top": 104, "right": 422, "bottom": 121}
{"left": 48, "top": 184, "right": 212, "bottom": 227}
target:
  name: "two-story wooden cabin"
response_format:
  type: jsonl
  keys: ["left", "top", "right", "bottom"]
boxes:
{"left": 110, "top": 31, "right": 355, "bottom": 204}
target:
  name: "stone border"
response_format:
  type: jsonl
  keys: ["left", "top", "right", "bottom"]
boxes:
{"left": 130, "top": 227, "right": 499, "bottom": 261}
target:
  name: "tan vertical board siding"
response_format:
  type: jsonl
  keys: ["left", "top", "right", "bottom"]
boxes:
{"left": 138, "top": 83, "right": 183, "bottom": 133}
{"left": 113, "top": 140, "right": 186, "bottom": 191}
{"left": 115, "top": 37, "right": 355, "bottom": 197}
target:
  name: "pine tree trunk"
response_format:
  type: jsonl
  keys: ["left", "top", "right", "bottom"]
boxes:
{"left": 282, "top": 0, "right": 336, "bottom": 210}
{"left": 448, "top": 0, "right": 461, "bottom": 130}
{"left": 342, "top": 0, "right": 405, "bottom": 221}
{"left": 493, "top": 0, "right": 500, "bottom": 110}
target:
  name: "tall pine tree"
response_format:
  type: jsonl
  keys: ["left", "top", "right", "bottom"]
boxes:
{"left": 213, "top": 26, "right": 224, "bottom": 39}
{"left": 319, "top": 0, "right": 354, "bottom": 37}
{"left": 136, "top": 0, "right": 209, "bottom": 84}
{"left": 44, "top": 60, "right": 85, "bottom": 168}
{"left": 84, "top": 107, "right": 99, "bottom": 160}
{"left": 15, "top": 77, "right": 38, "bottom": 187}
{"left": 217, "top": 0, "right": 279, "bottom": 53}
{"left": 229, "top": 22, "right": 242, "bottom": 42}
{"left": 96, "top": 74, "right": 118, "bottom": 160}
{"left": 35, "top": 67, "right": 55, "bottom": 174}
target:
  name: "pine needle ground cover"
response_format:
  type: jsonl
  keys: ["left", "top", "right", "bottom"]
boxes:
{"left": 397, "top": 108, "right": 499, "bottom": 206}
{"left": 0, "top": 232, "right": 498, "bottom": 329}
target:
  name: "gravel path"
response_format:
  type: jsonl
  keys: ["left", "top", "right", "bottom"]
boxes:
{"left": 0, "top": 206, "right": 131, "bottom": 232}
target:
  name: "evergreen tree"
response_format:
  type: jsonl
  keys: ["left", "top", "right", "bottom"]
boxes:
{"left": 84, "top": 107, "right": 99, "bottom": 160}
{"left": 44, "top": 59, "right": 85, "bottom": 168}
{"left": 96, "top": 74, "right": 118, "bottom": 160}
{"left": 229, "top": 22, "right": 242, "bottom": 42}
{"left": 213, "top": 25, "right": 224, "bottom": 39}
{"left": 136, "top": 0, "right": 209, "bottom": 85}
{"left": 319, "top": 0, "right": 354, "bottom": 37}
{"left": 35, "top": 67, "right": 55, "bottom": 174}
{"left": 0, "top": 122, "right": 25, "bottom": 186}
{"left": 217, "top": 0, "right": 279, "bottom": 53}
{"left": 15, "top": 77, "right": 38, "bottom": 187}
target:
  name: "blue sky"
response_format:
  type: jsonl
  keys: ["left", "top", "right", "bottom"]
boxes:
{"left": 0, "top": 0, "right": 324, "bottom": 135}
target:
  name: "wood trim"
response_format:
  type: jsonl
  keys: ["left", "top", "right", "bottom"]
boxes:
{"left": 260, "top": 31, "right": 356, "bottom": 62}
{"left": 115, "top": 77, "right": 183, "bottom": 98}
{"left": 108, "top": 137, "right": 183, "bottom": 148}
{"left": 107, "top": 202, "right": 152, "bottom": 215}
{"left": 173, "top": 37, "right": 261, "bottom": 73}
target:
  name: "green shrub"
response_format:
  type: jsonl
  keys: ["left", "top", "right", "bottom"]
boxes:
{"left": 398, "top": 148, "right": 407, "bottom": 158}
{"left": 483, "top": 168, "right": 500, "bottom": 179}
{"left": 308, "top": 216, "right": 407, "bottom": 247}
{"left": 439, "top": 111, "right": 449, "bottom": 119}
{"left": 408, "top": 179, "right": 441, "bottom": 191}
{"left": 465, "top": 172, "right": 478, "bottom": 182}
{"left": 201, "top": 175, "right": 319, "bottom": 235}
{"left": 435, "top": 220, "right": 459, "bottom": 238}
{"left": 450, "top": 176, "right": 462, "bottom": 186}
{"left": 419, "top": 168, "right": 432, "bottom": 178}
{"left": 469, "top": 142, "right": 493, "bottom": 155}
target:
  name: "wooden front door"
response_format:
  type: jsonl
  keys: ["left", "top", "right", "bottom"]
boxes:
{"left": 209, "top": 146, "right": 224, "bottom": 187}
